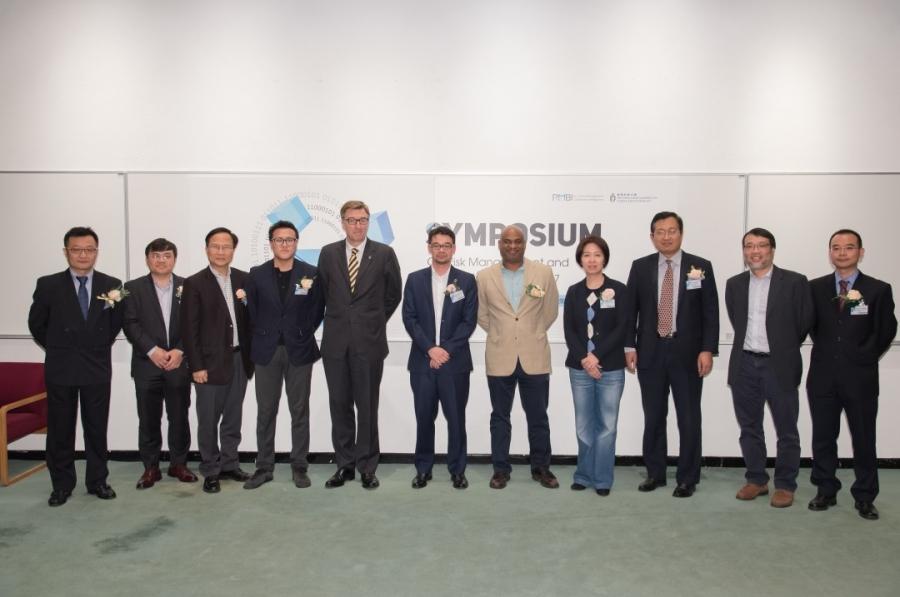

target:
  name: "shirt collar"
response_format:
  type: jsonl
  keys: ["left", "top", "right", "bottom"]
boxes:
{"left": 657, "top": 250, "right": 682, "bottom": 267}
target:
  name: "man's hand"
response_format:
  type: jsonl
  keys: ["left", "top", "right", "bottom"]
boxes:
{"left": 697, "top": 351, "right": 713, "bottom": 377}
{"left": 625, "top": 351, "right": 638, "bottom": 374}
{"left": 428, "top": 347, "right": 450, "bottom": 365}
{"left": 149, "top": 347, "right": 168, "bottom": 369}
{"left": 192, "top": 369, "right": 209, "bottom": 384}
{"left": 164, "top": 349, "right": 184, "bottom": 371}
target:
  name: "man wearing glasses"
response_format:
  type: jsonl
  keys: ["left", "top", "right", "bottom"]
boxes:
{"left": 401, "top": 225, "right": 477, "bottom": 489}
{"left": 317, "top": 201, "right": 402, "bottom": 489}
{"left": 29, "top": 226, "right": 123, "bottom": 506}
{"left": 123, "top": 238, "right": 198, "bottom": 490}
{"left": 243, "top": 220, "right": 324, "bottom": 490}
{"left": 180, "top": 227, "right": 254, "bottom": 494}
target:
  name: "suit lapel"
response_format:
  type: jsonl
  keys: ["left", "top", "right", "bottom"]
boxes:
{"left": 489, "top": 264, "right": 514, "bottom": 313}
{"left": 142, "top": 275, "right": 168, "bottom": 342}
{"left": 675, "top": 253, "right": 687, "bottom": 317}
{"left": 355, "top": 240, "right": 375, "bottom": 293}
{"left": 421, "top": 269, "right": 437, "bottom": 340}
{"left": 169, "top": 275, "right": 184, "bottom": 347}
{"left": 765, "top": 267, "right": 782, "bottom": 330}
{"left": 87, "top": 272, "right": 109, "bottom": 325}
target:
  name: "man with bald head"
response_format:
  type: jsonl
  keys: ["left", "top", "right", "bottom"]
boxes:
{"left": 476, "top": 225, "right": 560, "bottom": 489}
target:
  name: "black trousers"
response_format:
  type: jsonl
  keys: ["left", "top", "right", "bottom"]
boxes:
{"left": 45, "top": 382, "right": 110, "bottom": 492}
{"left": 637, "top": 340, "right": 704, "bottom": 486}
{"left": 134, "top": 375, "right": 192, "bottom": 468}
{"left": 808, "top": 371, "right": 880, "bottom": 502}
{"left": 323, "top": 351, "right": 384, "bottom": 475}
{"left": 487, "top": 360, "right": 552, "bottom": 474}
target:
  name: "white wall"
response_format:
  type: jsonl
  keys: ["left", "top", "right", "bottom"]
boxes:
{"left": 2, "top": 0, "right": 899, "bottom": 460}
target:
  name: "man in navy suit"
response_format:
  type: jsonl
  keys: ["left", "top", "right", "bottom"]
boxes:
{"left": 402, "top": 225, "right": 478, "bottom": 489}
{"left": 123, "top": 238, "right": 198, "bottom": 489}
{"left": 28, "top": 226, "right": 124, "bottom": 506}
{"left": 243, "top": 220, "right": 324, "bottom": 490}
{"left": 625, "top": 211, "right": 719, "bottom": 497}
{"left": 807, "top": 229, "right": 897, "bottom": 520}
{"left": 725, "top": 228, "right": 813, "bottom": 508}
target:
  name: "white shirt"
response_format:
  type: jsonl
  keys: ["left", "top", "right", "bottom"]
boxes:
{"left": 744, "top": 267, "right": 772, "bottom": 353}
{"left": 431, "top": 268, "right": 449, "bottom": 345}
{"left": 209, "top": 266, "right": 239, "bottom": 346}
{"left": 345, "top": 238, "right": 367, "bottom": 267}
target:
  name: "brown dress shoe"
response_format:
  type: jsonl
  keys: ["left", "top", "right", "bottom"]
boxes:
{"left": 136, "top": 467, "right": 162, "bottom": 489}
{"left": 736, "top": 483, "right": 769, "bottom": 500}
{"left": 531, "top": 468, "right": 560, "bottom": 489}
{"left": 489, "top": 471, "right": 510, "bottom": 489}
{"left": 770, "top": 489, "right": 794, "bottom": 508}
{"left": 167, "top": 464, "right": 199, "bottom": 483}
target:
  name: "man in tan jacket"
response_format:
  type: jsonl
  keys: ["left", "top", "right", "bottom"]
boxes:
{"left": 477, "top": 225, "right": 560, "bottom": 489}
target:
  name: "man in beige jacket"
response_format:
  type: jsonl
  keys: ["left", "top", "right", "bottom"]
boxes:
{"left": 477, "top": 225, "right": 560, "bottom": 489}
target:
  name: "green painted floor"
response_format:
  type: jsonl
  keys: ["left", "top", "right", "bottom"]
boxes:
{"left": 1, "top": 461, "right": 898, "bottom": 597}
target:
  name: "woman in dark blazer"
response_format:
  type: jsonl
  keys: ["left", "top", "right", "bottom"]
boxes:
{"left": 563, "top": 235, "right": 628, "bottom": 495}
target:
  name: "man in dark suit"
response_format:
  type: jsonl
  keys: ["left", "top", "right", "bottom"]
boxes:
{"left": 807, "top": 229, "right": 897, "bottom": 520}
{"left": 243, "top": 220, "right": 324, "bottom": 490}
{"left": 317, "top": 200, "right": 402, "bottom": 490}
{"left": 625, "top": 211, "right": 719, "bottom": 497}
{"left": 122, "top": 238, "right": 197, "bottom": 489}
{"left": 28, "top": 226, "right": 123, "bottom": 506}
{"left": 180, "top": 227, "right": 254, "bottom": 494}
{"left": 725, "top": 228, "right": 813, "bottom": 508}
{"left": 401, "top": 225, "right": 477, "bottom": 490}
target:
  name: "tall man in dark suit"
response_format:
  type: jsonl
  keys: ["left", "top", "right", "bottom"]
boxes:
{"left": 123, "top": 238, "right": 198, "bottom": 489}
{"left": 28, "top": 226, "right": 123, "bottom": 506}
{"left": 625, "top": 211, "right": 719, "bottom": 497}
{"left": 317, "top": 200, "right": 402, "bottom": 490}
{"left": 807, "top": 229, "right": 896, "bottom": 520}
{"left": 725, "top": 228, "right": 813, "bottom": 508}
{"left": 243, "top": 220, "right": 324, "bottom": 490}
{"left": 181, "top": 227, "right": 254, "bottom": 494}
{"left": 402, "top": 225, "right": 478, "bottom": 490}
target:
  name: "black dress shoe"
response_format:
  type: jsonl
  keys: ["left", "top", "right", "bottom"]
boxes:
{"left": 203, "top": 476, "right": 221, "bottom": 494}
{"left": 325, "top": 467, "right": 356, "bottom": 488}
{"left": 489, "top": 471, "right": 510, "bottom": 489}
{"left": 855, "top": 501, "right": 880, "bottom": 520}
{"left": 243, "top": 469, "right": 273, "bottom": 490}
{"left": 672, "top": 483, "right": 696, "bottom": 498}
{"left": 451, "top": 473, "right": 469, "bottom": 489}
{"left": 570, "top": 482, "right": 587, "bottom": 491}
{"left": 88, "top": 484, "right": 117, "bottom": 500}
{"left": 411, "top": 472, "right": 432, "bottom": 489}
{"left": 361, "top": 473, "right": 380, "bottom": 490}
{"left": 219, "top": 467, "right": 251, "bottom": 482}
{"left": 808, "top": 493, "right": 837, "bottom": 511}
{"left": 596, "top": 488, "right": 610, "bottom": 496}
{"left": 48, "top": 489, "right": 72, "bottom": 507}
{"left": 638, "top": 477, "right": 667, "bottom": 492}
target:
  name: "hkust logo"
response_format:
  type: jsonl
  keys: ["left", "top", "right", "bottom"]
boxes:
{"left": 251, "top": 194, "right": 395, "bottom": 265}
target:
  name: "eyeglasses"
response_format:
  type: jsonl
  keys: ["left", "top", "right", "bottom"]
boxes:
{"left": 66, "top": 247, "right": 97, "bottom": 256}
{"left": 271, "top": 237, "right": 298, "bottom": 246}
{"left": 208, "top": 244, "right": 234, "bottom": 252}
{"left": 343, "top": 217, "right": 369, "bottom": 226}
{"left": 742, "top": 243, "right": 771, "bottom": 250}
{"left": 149, "top": 252, "right": 175, "bottom": 261}
{"left": 653, "top": 228, "right": 680, "bottom": 238}
{"left": 429, "top": 243, "right": 453, "bottom": 250}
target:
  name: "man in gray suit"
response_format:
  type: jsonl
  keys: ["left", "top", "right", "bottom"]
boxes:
{"left": 123, "top": 238, "right": 198, "bottom": 489}
{"left": 725, "top": 227, "right": 813, "bottom": 508}
{"left": 317, "top": 200, "right": 402, "bottom": 490}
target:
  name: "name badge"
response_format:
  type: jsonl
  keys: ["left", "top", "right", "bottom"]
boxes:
{"left": 295, "top": 288, "right": 309, "bottom": 296}
{"left": 599, "top": 299, "right": 615, "bottom": 309}
{"left": 686, "top": 280, "right": 702, "bottom": 290}
{"left": 450, "top": 289, "right": 465, "bottom": 303}
{"left": 851, "top": 303, "right": 869, "bottom": 316}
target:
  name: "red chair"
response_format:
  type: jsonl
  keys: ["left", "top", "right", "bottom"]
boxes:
{"left": 0, "top": 362, "right": 48, "bottom": 486}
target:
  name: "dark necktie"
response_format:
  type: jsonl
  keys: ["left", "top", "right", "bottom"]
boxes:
{"left": 77, "top": 276, "right": 89, "bottom": 320}
{"left": 838, "top": 279, "right": 849, "bottom": 311}
{"left": 348, "top": 248, "right": 359, "bottom": 294}
{"left": 657, "top": 259, "right": 674, "bottom": 336}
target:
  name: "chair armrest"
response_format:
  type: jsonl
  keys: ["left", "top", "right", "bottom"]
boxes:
{"left": 0, "top": 392, "right": 48, "bottom": 416}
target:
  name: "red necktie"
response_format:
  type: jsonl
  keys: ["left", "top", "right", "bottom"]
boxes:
{"left": 658, "top": 259, "right": 674, "bottom": 336}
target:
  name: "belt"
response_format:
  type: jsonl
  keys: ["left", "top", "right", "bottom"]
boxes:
{"left": 657, "top": 333, "right": 677, "bottom": 339}
{"left": 232, "top": 346, "right": 241, "bottom": 353}
{"left": 743, "top": 350, "right": 769, "bottom": 358}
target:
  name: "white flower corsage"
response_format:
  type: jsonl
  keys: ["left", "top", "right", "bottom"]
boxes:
{"left": 525, "top": 283, "right": 546, "bottom": 298}
{"left": 445, "top": 278, "right": 459, "bottom": 295}
{"left": 235, "top": 288, "right": 247, "bottom": 305}
{"left": 97, "top": 286, "right": 130, "bottom": 308}
{"left": 686, "top": 266, "right": 705, "bottom": 281}
{"left": 297, "top": 276, "right": 315, "bottom": 292}
{"left": 600, "top": 288, "right": 615, "bottom": 301}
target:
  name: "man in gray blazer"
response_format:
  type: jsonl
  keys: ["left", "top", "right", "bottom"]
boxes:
{"left": 317, "top": 200, "right": 402, "bottom": 490}
{"left": 725, "top": 228, "right": 813, "bottom": 508}
{"left": 123, "top": 238, "right": 197, "bottom": 489}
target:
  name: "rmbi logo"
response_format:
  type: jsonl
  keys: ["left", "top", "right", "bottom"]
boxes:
{"left": 267, "top": 196, "right": 396, "bottom": 265}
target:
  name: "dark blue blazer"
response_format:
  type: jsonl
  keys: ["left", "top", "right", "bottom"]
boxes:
{"left": 245, "top": 258, "right": 324, "bottom": 367}
{"left": 402, "top": 266, "right": 477, "bottom": 374}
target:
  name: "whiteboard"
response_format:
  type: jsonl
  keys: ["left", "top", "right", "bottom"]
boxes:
{"left": 0, "top": 173, "right": 126, "bottom": 335}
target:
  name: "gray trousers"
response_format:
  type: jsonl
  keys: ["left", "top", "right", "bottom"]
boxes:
{"left": 253, "top": 346, "right": 313, "bottom": 472}
{"left": 195, "top": 352, "right": 248, "bottom": 477}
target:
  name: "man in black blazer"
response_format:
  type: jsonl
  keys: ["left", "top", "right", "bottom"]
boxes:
{"left": 317, "top": 200, "right": 402, "bottom": 490}
{"left": 807, "top": 229, "right": 897, "bottom": 520}
{"left": 243, "top": 220, "right": 324, "bottom": 490}
{"left": 625, "top": 211, "right": 719, "bottom": 497}
{"left": 725, "top": 228, "right": 813, "bottom": 508}
{"left": 401, "top": 226, "right": 477, "bottom": 490}
{"left": 180, "top": 227, "right": 254, "bottom": 494}
{"left": 123, "top": 238, "right": 197, "bottom": 490}
{"left": 28, "top": 226, "right": 123, "bottom": 506}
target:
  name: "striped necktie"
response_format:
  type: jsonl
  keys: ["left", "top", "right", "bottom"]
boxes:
{"left": 348, "top": 247, "right": 359, "bottom": 294}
